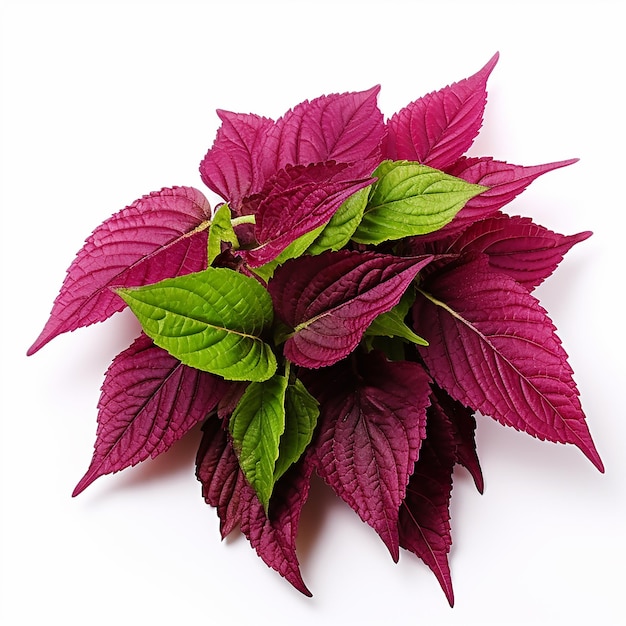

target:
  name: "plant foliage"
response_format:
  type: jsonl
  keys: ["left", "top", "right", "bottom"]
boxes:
{"left": 29, "top": 53, "right": 602, "bottom": 605}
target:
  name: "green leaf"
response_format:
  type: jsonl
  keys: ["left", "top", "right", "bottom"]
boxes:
{"left": 274, "top": 377, "right": 320, "bottom": 482}
{"left": 229, "top": 374, "right": 289, "bottom": 512}
{"left": 208, "top": 203, "right": 239, "bottom": 265}
{"left": 307, "top": 186, "right": 370, "bottom": 254}
{"left": 352, "top": 160, "right": 487, "bottom": 245}
{"left": 365, "top": 289, "right": 428, "bottom": 346}
{"left": 251, "top": 225, "right": 325, "bottom": 282}
{"left": 116, "top": 268, "right": 276, "bottom": 382}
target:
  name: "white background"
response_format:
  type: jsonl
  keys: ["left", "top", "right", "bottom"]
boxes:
{"left": 2, "top": 1, "right": 624, "bottom": 624}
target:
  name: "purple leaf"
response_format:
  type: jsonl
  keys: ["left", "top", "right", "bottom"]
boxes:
{"left": 432, "top": 384, "right": 483, "bottom": 493}
{"left": 413, "top": 255, "right": 604, "bottom": 471}
{"left": 242, "top": 162, "right": 372, "bottom": 267}
{"left": 196, "top": 420, "right": 313, "bottom": 595}
{"left": 412, "top": 157, "right": 578, "bottom": 242}
{"left": 444, "top": 213, "right": 592, "bottom": 290}
{"left": 238, "top": 459, "right": 314, "bottom": 597}
{"left": 73, "top": 333, "right": 228, "bottom": 496}
{"left": 399, "top": 397, "right": 458, "bottom": 606}
{"left": 384, "top": 53, "right": 499, "bottom": 170}
{"left": 199, "top": 111, "right": 275, "bottom": 212}
{"left": 28, "top": 187, "right": 211, "bottom": 355}
{"left": 269, "top": 250, "right": 433, "bottom": 368}
{"left": 305, "top": 351, "right": 431, "bottom": 560}
{"left": 196, "top": 416, "right": 248, "bottom": 537}
{"left": 262, "top": 86, "right": 385, "bottom": 180}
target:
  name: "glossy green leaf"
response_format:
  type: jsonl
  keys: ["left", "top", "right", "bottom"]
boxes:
{"left": 307, "top": 186, "right": 370, "bottom": 254}
{"left": 229, "top": 374, "right": 288, "bottom": 512}
{"left": 208, "top": 203, "right": 239, "bottom": 265}
{"left": 274, "top": 378, "right": 320, "bottom": 482}
{"left": 116, "top": 268, "right": 276, "bottom": 382}
{"left": 352, "top": 160, "right": 486, "bottom": 244}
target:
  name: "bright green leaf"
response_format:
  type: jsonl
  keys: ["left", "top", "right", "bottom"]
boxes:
{"left": 208, "top": 203, "right": 239, "bottom": 265}
{"left": 116, "top": 268, "right": 276, "bottom": 382}
{"left": 229, "top": 374, "right": 289, "bottom": 512}
{"left": 274, "top": 377, "right": 320, "bottom": 482}
{"left": 307, "top": 186, "right": 370, "bottom": 254}
{"left": 352, "top": 160, "right": 487, "bottom": 245}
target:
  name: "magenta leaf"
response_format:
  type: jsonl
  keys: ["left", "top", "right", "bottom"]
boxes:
{"left": 384, "top": 53, "right": 499, "bottom": 169}
{"left": 196, "top": 419, "right": 313, "bottom": 595}
{"left": 444, "top": 213, "right": 592, "bottom": 290}
{"left": 199, "top": 110, "right": 275, "bottom": 212}
{"left": 413, "top": 157, "right": 579, "bottom": 242}
{"left": 440, "top": 388, "right": 483, "bottom": 494}
{"left": 262, "top": 86, "right": 385, "bottom": 180}
{"left": 196, "top": 417, "right": 247, "bottom": 537}
{"left": 243, "top": 162, "right": 372, "bottom": 267}
{"left": 73, "top": 333, "right": 228, "bottom": 496}
{"left": 413, "top": 255, "right": 604, "bottom": 471}
{"left": 269, "top": 250, "right": 433, "bottom": 368}
{"left": 28, "top": 186, "right": 212, "bottom": 355}
{"left": 238, "top": 459, "right": 314, "bottom": 596}
{"left": 399, "top": 397, "right": 458, "bottom": 606}
{"left": 305, "top": 351, "right": 431, "bottom": 560}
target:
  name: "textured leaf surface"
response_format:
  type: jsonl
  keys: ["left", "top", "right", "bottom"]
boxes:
{"left": 73, "top": 333, "right": 227, "bottom": 495}
{"left": 413, "top": 256, "right": 603, "bottom": 471}
{"left": 244, "top": 162, "right": 372, "bottom": 267}
{"left": 352, "top": 161, "right": 486, "bottom": 245}
{"left": 305, "top": 351, "right": 431, "bottom": 559}
{"left": 384, "top": 54, "right": 498, "bottom": 169}
{"left": 196, "top": 419, "right": 313, "bottom": 595}
{"left": 269, "top": 250, "right": 433, "bottom": 368}
{"left": 199, "top": 110, "right": 274, "bottom": 211}
{"left": 229, "top": 374, "right": 288, "bottom": 511}
{"left": 262, "top": 86, "right": 385, "bottom": 180}
{"left": 399, "top": 398, "right": 458, "bottom": 606}
{"left": 28, "top": 187, "right": 211, "bottom": 355}
{"left": 116, "top": 268, "right": 276, "bottom": 382}
{"left": 444, "top": 213, "right": 592, "bottom": 290}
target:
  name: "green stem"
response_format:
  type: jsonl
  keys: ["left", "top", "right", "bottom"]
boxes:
{"left": 231, "top": 214, "right": 256, "bottom": 227}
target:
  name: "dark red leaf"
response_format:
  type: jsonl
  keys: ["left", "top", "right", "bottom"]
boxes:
{"left": 399, "top": 398, "right": 458, "bottom": 606}
{"left": 196, "top": 417, "right": 247, "bottom": 537}
{"left": 384, "top": 54, "right": 499, "bottom": 169}
{"left": 243, "top": 162, "right": 372, "bottom": 267}
{"left": 269, "top": 250, "right": 433, "bottom": 368}
{"left": 444, "top": 213, "right": 592, "bottom": 290}
{"left": 196, "top": 420, "right": 313, "bottom": 595}
{"left": 413, "top": 255, "right": 603, "bottom": 471}
{"left": 262, "top": 86, "right": 385, "bottom": 180}
{"left": 304, "top": 351, "right": 431, "bottom": 560}
{"left": 238, "top": 459, "right": 314, "bottom": 597}
{"left": 199, "top": 111, "right": 275, "bottom": 212}
{"left": 73, "top": 333, "right": 228, "bottom": 496}
{"left": 431, "top": 384, "right": 483, "bottom": 493}
{"left": 28, "top": 187, "right": 211, "bottom": 355}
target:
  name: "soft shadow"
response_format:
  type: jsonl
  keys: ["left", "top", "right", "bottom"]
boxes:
{"left": 296, "top": 472, "right": 344, "bottom": 565}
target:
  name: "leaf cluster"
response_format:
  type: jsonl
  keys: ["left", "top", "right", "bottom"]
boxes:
{"left": 28, "top": 53, "right": 602, "bottom": 604}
